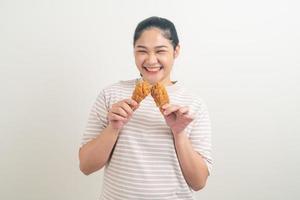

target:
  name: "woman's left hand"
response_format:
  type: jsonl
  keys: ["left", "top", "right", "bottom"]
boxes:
{"left": 162, "top": 104, "right": 194, "bottom": 135}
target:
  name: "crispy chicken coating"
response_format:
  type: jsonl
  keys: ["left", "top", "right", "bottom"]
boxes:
{"left": 131, "top": 80, "right": 152, "bottom": 104}
{"left": 151, "top": 82, "right": 169, "bottom": 111}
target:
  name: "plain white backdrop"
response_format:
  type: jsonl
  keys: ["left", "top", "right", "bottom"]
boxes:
{"left": 0, "top": 0, "right": 299, "bottom": 199}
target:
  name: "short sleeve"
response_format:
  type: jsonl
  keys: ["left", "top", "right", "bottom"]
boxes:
{"left": 189, "top": 101, "right": 213, "bottom": 175}
{"left": 80, "top": 90, "right": 109, "bottom": 148}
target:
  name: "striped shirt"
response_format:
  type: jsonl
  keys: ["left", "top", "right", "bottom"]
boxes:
{"left": 81, "top": 78, "right": 213, "bottom": 200}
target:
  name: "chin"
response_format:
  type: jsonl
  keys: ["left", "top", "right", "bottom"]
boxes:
{"left": 142, "top": 77, "right": 162, "bottom": 85}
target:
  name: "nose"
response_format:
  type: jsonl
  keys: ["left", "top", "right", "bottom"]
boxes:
{"left": 146, "top": 53, "right": 158, "bottom": 66}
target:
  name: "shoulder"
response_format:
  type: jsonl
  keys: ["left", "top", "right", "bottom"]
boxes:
{"left": 96, "top": 79, "right": 136, "bottom": 96}
{"left": 95, "top": 79, "right": 137, "bottom": 106}
{"left": 172, "top": 83, "right": 208, "bottom": 111}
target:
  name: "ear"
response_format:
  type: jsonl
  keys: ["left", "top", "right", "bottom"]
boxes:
{"left": 174, "top": 44, "right": 180, "bottom": 58}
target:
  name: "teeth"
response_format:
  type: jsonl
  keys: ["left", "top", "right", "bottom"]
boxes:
{"left": 145, "top": 67, "right": 161, "bottom": 72}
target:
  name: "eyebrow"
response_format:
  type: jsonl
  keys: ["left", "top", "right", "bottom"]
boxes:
{"left": 135, "top": 45, "right": 168, "bottom": 49}
{"left": 155, "top": 45, "right": 168, "bottom": 49}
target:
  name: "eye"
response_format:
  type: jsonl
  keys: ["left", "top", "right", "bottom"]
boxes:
{"left": 157, "top": 50, "right": 167, "bottom": 54}
{"left": 136, "top": 50, "right": 147, "bottom": 54}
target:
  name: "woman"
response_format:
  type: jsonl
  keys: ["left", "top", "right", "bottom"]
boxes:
{"left": 79, "top": 16, "right": 212, "bottom": 200}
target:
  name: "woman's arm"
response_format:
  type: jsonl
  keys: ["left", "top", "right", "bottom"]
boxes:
{"left": 173, "top": 132, "right": 209, "bottom": 191}
{"left": 161, "top": 103, "right": 210, "bottom": 191}
{"left": 79, "top": 124, "right": 120, "bottom": 175}
{"left": 79, "top": 98, "right": 138, "bottom": 175}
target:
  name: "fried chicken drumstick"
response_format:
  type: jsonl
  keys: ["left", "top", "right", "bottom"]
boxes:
{"left": 131, "top": 80, "right": 152, "bottom": 104}
{"left": 131, "top": 80, "right": 169, "bottom": 113}
{"left": 151, "top": 82, "right": 169, "bottom": 112}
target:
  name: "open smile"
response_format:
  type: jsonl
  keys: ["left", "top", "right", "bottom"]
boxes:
{"left": 143, "top": 66, "right": 163, "bottom": 73}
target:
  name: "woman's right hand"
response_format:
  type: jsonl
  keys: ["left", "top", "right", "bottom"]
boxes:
{"left": 107, "top": 99, "right": 139, "bottom": 130}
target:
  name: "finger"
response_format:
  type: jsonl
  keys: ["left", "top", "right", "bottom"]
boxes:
{"left": 178, "top": 106, "right": 189, "bottom": 115}
{"left": 132, "top": 103, "right": 140, "bottom": 111}
{"left": 125, "top": 99, "right": 140, "bottom": 112}
{"left": 119, "top": 101, "right": 134, "bottom": 116}
{"left": 163, "top": 105, "right": 181, "bottom": 116}
{"left": 183, "top": 114, "right": 195, "bottom": 121}
{"left": 111, "top": 106, "right": 128, "bottom": 118}
{"left": 125, "top": 99, "right": 138, "bottom": 107}
{"left": 109, "top": 113, "right": 127, "bottom": 122}
{"left": 161, "top": 103, "right": 170, "bottom": 110}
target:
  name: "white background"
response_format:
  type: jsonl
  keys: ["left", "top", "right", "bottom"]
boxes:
{"left": 0, "top": 0, "right": 299, "bottom": 199}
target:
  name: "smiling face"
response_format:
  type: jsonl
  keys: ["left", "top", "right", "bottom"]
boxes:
{"left": 134, "top": 28, "right": 180, "bottom": 86}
